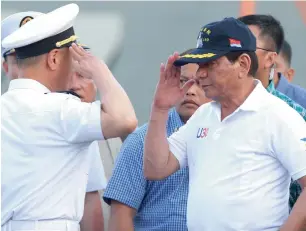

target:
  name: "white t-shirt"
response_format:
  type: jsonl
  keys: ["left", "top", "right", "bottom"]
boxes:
{"left": 1, "top": 79, "right": 104, "bottom": 225}
{"left": 86, "top": 141, "right": 107, "bottom": 192}
{"left": 168, "top": 80, "right": 306, "bottom": 231}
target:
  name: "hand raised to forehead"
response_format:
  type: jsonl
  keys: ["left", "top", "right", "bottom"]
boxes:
{"left": 69, "top": 43, "right": 106, "bottom": 80}
{"left": 152, "top": 52, "right": 195, "bottom": 111}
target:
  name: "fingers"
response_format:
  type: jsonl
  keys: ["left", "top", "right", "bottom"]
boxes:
{"left": 181, "top": 79, "right": 195, "bottom": 95}
{"left": 69, "top": 43, "right": 87, "bottom": 62}
{"left": 73, "top": 43, "right": 87, "bottom": 56}
{"left": 159, "top": 63, "right": 166, "bottom": 83}
{"left": 164, "top": 52, "right": 180, "bottom": 80}
{"left": 173, "top": 52, "right": 180, "bottom": 60}
{"left": 71, "top": 60, "right": 83, "bottom": 76}
{"left": 69, "top": 45, "right": 81, "bottom": 62}
{"left": 160, "top": 52, "right": 180, "bottom": 84}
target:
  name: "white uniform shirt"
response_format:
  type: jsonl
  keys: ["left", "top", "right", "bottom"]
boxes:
{"left": 86, "top": 141, "right": 107, "bottom": 192}
{"left": 168, "top": 80, "right": 306, "bottom": 231}
{"left": 1, "top": 79, "right": 104, "bottom": 225}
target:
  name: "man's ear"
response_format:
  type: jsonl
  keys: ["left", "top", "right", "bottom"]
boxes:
{"left": 46, "top": 49, "right": 60, "bottom": 71}
{"left": 237, "top": 53, "right": 251, "bottom": 78}
{"left": 285, "top": 68, "right": 295, "bottom": 83}
{"left": 2, "top": 60, "right": 9, "bottom": 74}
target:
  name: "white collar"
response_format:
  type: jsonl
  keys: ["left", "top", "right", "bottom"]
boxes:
{"left": 8, "top": 79, "right": 51, "bottom": 94}
{"left": 239, "top": 79, "right": 268, "bottom": 112}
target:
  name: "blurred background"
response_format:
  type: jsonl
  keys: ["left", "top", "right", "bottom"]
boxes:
{"left": 2, "top": 1, "right": 306, "bottom": 126}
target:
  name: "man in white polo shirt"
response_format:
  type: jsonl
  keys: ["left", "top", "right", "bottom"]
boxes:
{"left": 144, "top": 17, "right": 306, "bottom": 230}
{"left": 1, "top": 11, "right": 107, "bottom": 231}
{"left": 1, "top": 3, "right": 137, "bottom": 231}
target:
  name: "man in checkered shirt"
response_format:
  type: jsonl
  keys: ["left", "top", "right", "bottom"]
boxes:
{"left": 103, "top": 49, "right": 211, "bottom": 231}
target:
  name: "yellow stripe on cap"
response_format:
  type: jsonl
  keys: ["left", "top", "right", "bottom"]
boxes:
{"left": 7, "top": 48, "right": 15, "bottom": 55}
{"left": 55, "top": 35, "right": 78, "bottom": 48}
{"left": 180, "top": 53, "right": 216, "bottom": 59}
{"left": 77, "top": 43, "right": 88, "bottom": 48}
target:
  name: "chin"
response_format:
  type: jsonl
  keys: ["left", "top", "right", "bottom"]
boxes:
{"left": 179, "top": 107, "right": 198, "bottom": 119}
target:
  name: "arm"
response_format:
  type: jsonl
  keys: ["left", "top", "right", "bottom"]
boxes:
{"left": 80, "top": 142, "right": 107, "bottom": 231}
{"left": 86, "top": 141, "right": 107, "bottom": 192}
{"left": 69, "top": 44, "right": 137, "bottom": 140}
{"left": 143, "top": 53, "right": 194, "bottom": 180}
{"left": 80, "top": 191, "right": 104, "bottom": 231}
{"left": 281, "top": 177, "right": 306, "bottom": 231}
{"left": 143, "top": 108, "right": 180, "bottom": 180}
{"left": 270, "top": 110, "right": 306, "bottom": 230}
{"left": 94, "top": 62, "right": 137, "bottom": 139}
{"left": 103, "top": 132, "right": 147, "bottom": 231}
{"left": 108, "top": 201, "right": 136, "bottom": 231}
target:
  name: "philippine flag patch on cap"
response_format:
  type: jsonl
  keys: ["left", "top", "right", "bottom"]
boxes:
{"left": 229, "top": 38, "right": 242, "bottom": 48}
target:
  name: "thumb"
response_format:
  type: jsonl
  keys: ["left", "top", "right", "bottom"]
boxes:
{"left": 181, "top": 79, "right": 195, "bottom": 95}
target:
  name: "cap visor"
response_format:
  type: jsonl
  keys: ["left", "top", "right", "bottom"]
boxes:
{"left": 77, "top": 43, "right": 90, "bottom": 50}
{"left": 3, "top": 48, "right": 16, "bottom": 57}
{"left": 174, "top": 48, "right": 228, "bottom": 66}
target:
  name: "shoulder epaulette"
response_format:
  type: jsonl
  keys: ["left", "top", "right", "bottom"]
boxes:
{"left": 44, "top": 91, "right": 81, "bottom": 99}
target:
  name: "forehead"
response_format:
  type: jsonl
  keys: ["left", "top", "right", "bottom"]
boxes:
{"left": 248, "top": 25, "right": 269, "bottom": 48}
{"left": 181, "top": 63, "right": 198, "bottom": 77}
{"left": 248, "top": 25, "right": 261, "bottom": 39}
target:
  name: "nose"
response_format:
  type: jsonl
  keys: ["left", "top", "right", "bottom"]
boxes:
{"left": 186, "top": 78, "right": 199, "bottom": 96}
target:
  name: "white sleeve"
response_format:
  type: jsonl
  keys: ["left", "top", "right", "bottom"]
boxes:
{"left": 271, "top": 110, "right": 306, "bottom": 181}
{"left": 60, "top": 99, "right": 104, "bottom": 143}
{"left": 86, "top": 141, "right": 107, "bottom": 192}
{"left": 167, "top": 104, "right": 205, "bottom": 169}
{"left": 168, "top": 124, "right": 189, "bottom": 169}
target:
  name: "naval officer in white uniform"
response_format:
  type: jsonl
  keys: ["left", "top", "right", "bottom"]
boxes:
{"left": 1, "top": 11, "right": 108, "bottom": 231}
{"left": 1, "top": 3, "right": 137, "bottom": 231}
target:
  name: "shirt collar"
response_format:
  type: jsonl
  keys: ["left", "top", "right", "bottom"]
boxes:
{"left": 266, "top": 79, "right": 276, "bottom": 94}
{"left": 238, "top": 79, "right": 267, "bottom": 111}
{"left": 8, "top": 79, "right": 51, "bottom": 93}
{"left": 275, "top": 73, "right": 289, "bottom": 93}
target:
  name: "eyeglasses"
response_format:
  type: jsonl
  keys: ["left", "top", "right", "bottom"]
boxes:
{"left": 256, "top": 47, "right": 276, "bottom": 52}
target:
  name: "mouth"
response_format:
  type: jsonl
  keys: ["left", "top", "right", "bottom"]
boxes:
{"left": 182, "top": 99, "right": 199, "bottom": 107}
{"left": 202, "top": 84, "right": 210, "bottom": 89}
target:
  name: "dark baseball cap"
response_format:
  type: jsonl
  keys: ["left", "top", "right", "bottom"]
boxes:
{"left": 174, "top": 17, "right": 256, "bottom": 66}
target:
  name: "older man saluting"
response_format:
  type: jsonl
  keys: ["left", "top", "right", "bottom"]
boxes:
{"left": 144, "top": 17, "right": 306, "bottom": 231}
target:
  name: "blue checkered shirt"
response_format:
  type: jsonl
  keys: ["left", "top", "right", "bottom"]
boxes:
{"left": 103, "top": 108, "right": 188, "bottom": 231}
{"left": 267, "top": 81, "right": 305, "bottom": 210}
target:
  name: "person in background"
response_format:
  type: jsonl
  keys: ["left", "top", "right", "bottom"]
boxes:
{"left": 274, "top": 39, "right": 306, "bottom": 108}
{"left": 238, "top": 14, "right": 306, "bottom": 209}
{"left": 68, "top": 58, "right": 108, "bottom": 231}
{"left": 237, "top": 15, "right": 306, "bottom": 120}
{"left": 1, "top": 11, "right": 44, "bottom": 80}
{"left": 275, "top": 40, "right": 295, "bottom": 82}
{"left": 1, "top": 11, "right": 107, "bottom": 231}
{"left": 103, "top": 49, "right": 211, "bottom": 231}
{"left": 238, "top": 15, "right": 306, "bottom": 210}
